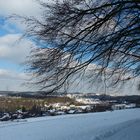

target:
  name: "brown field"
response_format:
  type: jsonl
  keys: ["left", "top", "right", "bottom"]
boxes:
{"left": 0, "top": 96, "right": 80, "bottom": 112}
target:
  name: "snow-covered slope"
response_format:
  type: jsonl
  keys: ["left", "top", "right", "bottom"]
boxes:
{"left": 0, "top": 109, "right": 140, "bottom": 140}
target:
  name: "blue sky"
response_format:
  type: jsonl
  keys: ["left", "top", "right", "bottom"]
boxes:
{"left": 0, "top": 0, "right": 139, "bottom": 95}
{"left": 0, "top": 18, "right": 20, "bottom": 36}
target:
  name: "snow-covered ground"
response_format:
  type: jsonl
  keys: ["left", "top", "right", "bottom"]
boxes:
{"left": 0, "top": 108, "right": 140, "bottom": 140}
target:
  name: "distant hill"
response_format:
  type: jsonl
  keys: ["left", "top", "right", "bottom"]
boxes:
{"left": 0, "top": 91, "right": 140, "bottom": 104}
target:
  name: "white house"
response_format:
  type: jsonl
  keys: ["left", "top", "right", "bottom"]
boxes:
{"left": 111, "top": 104, "right": 126, "bottom": 110}
{"left": 112, "top": 103, "right": 136, "bottom": 110}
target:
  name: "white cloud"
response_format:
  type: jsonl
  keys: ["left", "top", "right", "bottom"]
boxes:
{"left": 0, "top": 69, "right": 28, "bottom": 80}
{"left": 0, "top": 68, "right": 31, "bottom": 91}
{"left": 0, "top": 34, "right": 34, "bottom": 64}
{"left": 0, "top": 34, "right": 36, "bottom": 91}
{"left": 0, "top": 0, "right": 45, "bottom": 35}
{"left": 0, "top": 0, "right": 41, "bottom": 17}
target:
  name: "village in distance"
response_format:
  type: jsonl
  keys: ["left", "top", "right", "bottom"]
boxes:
{"left": 0, "top": 91, "right": 139, "bottom": 122}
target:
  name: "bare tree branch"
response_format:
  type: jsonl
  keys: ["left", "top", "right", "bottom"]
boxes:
{"left": 20, "top": 0, "right": 140, "bottom": 92}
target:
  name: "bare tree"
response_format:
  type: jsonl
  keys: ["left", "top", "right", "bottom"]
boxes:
{"left": 23, "top": 0, "right": 140, "bottom": 92}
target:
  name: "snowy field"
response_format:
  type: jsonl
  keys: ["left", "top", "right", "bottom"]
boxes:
{"left": 0, "top": 108, "right": 140, "bottom": 140}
